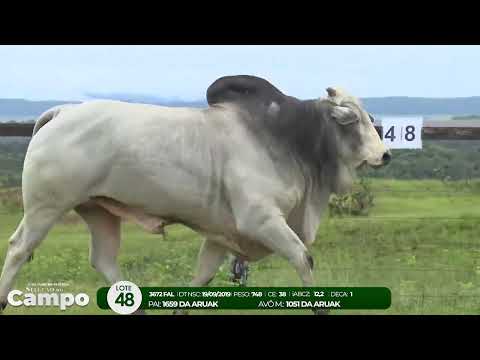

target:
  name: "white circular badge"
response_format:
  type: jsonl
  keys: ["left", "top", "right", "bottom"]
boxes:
{"left": 107, "top": 281, "right": 143, "bottom": 315}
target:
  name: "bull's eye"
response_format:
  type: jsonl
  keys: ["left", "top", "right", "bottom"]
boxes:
{"left": 368, "top": 113, "right": 375, "bottom": 123}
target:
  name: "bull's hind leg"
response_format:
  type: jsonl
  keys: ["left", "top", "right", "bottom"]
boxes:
{"left": 0, "top": 209, "right": 60, "bottom": 312}
{"left": 173, "top": 238, "right": 228, "bottom": 315}
{"left": 75, "top": 203, "right": 123, "bottom": 285}
{"left": 191, "top": 239, "right": 228, "bottom": 287}
{"left": 75, "top": 203, "right": 145, "bottom": 315}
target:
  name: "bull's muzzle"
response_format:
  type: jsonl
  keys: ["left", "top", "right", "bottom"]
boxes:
{"left": 382, "top": 150, "right": 392, "bottom": 165}
{"left": 368, "top": 150, "right": 392, "bottom": 169}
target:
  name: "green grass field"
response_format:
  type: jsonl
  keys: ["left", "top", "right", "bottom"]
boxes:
{"left": 0, "top": 179, "right": 479, "bottom": 315}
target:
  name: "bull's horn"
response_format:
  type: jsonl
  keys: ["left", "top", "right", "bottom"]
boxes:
{"left": 326, "top": 87, "right": 337, "bottom": 98}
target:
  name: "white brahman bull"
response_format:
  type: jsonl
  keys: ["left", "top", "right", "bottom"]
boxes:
{"left": 0, "top": 75, "right": 390, "bottom": 314}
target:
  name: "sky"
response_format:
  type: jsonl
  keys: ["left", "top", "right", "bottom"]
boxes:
{"left": 0, "top": 45, "right": 479, "bottom": 101}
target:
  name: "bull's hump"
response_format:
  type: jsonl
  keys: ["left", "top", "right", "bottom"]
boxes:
{"left": 206, "top": 75, "right": 286, "bottom": 106}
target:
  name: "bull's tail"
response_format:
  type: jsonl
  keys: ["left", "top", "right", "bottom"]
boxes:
{"left": 32, "top": 104, "right": 76, "bottom": 136}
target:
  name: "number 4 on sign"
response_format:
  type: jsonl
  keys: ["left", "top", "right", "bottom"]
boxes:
{"left": 381, "top": 117, "right": 423, "bottom": 149}
{"left": 384, "top": 126, "right": 396, "bottom": 142}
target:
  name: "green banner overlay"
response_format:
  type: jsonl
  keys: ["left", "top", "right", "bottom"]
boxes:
{"left": 97, "top": 287, "right": 391, "bottom": 310}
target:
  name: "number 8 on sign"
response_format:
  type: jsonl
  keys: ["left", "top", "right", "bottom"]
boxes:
{"left": 381, "top": 117, "right": 423, "bottom": 149}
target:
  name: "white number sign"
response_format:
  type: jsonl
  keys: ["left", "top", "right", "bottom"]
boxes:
{"left": 381, "top": 117, "right": 423, "bottom": 149}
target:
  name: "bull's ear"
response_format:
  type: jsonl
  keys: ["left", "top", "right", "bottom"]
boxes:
{"left": 330, "top": 106, "right": 359, "bottom": 125}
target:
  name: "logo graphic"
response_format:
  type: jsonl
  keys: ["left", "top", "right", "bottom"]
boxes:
{"left": 107, "top": 281, "right": 143, "bottom": 315}
{"left": 7, "top": 282, "right": 90, "bottom": 310}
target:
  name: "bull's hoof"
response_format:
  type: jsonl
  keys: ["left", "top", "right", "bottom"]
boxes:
{"left": 313, "top": 309, "right": 330, "bottom": 315}
{"left": 28, "top": 252, "right": 34, "bottom": 262}
{"left": 0, "top": 301, "right": 7, "bottom": 313}
{"left": 173, "top": 309, "right": 189, "bottom": 315}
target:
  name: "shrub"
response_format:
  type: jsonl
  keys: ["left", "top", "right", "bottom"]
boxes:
{"left": 328, "top": 177, "right": 375, "bottom": 217}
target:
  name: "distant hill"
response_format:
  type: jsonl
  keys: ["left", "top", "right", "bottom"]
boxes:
{"left": 361, "top": 96, "right": 480, "bottom": 116}
{"left": 2, "top": 94, "right": 480, "bottom": 121}
{"left": 0, "top": 96, "right": 205, "bottom": 122}
{"left": 0, "top": 99, "right": 81, "bottom": 121}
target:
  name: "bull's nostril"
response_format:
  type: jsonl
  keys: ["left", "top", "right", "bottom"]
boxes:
{"left": 382, "top": 151, "right": 392, "bottom": 164}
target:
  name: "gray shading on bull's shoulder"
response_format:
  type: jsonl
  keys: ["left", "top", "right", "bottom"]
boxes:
{"left": 205, "top": 75, "right": 390, "bottom": 292}
{"left": 206, "top": 75, "right": 373, "bottom": 194}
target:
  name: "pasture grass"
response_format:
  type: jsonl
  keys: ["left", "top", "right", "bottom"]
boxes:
{"left": 0, "top": 179, "right": 479, "bottom": 315}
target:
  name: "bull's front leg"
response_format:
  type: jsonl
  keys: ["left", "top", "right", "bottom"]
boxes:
{"left": 236, "top": 212, "right": 315, "bottom": 287}
{"left": 231, "top": 199, "right": 326, "bottom": 315}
